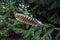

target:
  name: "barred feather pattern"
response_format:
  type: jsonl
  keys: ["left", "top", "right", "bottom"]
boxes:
{"left": 15, "top": 13, "right": 43, "bottom": 26}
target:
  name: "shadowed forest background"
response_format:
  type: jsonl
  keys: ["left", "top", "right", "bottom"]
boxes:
{"left": 0, "top": 0, "right": 60, "bottom": 40}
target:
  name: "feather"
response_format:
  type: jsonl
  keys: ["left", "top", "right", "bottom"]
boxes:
{"left": 15, "top": 13, "right": 43, "bottom": 26}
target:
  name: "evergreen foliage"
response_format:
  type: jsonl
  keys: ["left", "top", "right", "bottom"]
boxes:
{"left": 0, "top": 0, "right": 60, "bottom": 40}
